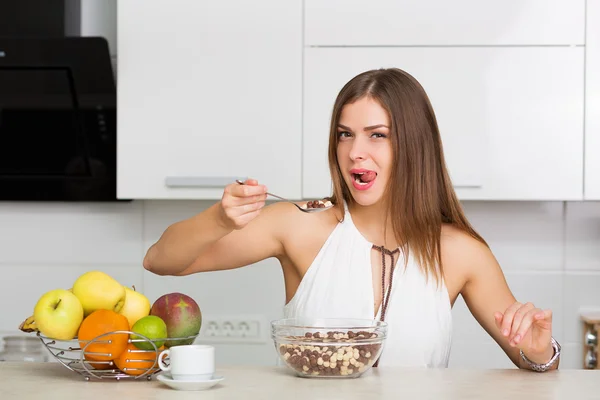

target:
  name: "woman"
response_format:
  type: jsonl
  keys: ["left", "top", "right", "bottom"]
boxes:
{"left": 143, "top": 68, "right": 560, "bottom": 371}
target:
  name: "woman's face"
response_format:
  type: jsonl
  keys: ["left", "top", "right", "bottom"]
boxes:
{"left": 336, "top": 96, "right": 393, "bottom": 207}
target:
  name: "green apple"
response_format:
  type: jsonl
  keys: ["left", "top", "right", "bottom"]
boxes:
{"left": 33, "top": 289, "right": 84, "bottom": 340}
{"left": 118, "top": 286, "right": 151, "bottom": 328}
{"left": 72, "top": 271, "right": 126, "bottom": 316}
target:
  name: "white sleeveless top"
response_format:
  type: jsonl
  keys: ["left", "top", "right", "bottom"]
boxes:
{"left": 283, "top": 204, "right": 453, "bottom": 368}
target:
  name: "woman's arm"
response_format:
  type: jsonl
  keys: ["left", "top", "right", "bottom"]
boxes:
{"left": 442, "top": 227, "right": 558, "bottom": 370}
{"left": 143, "top": 202, "right": 234, "bottom": 274}
{"left": 143, "top": 179, "right": 287, "bottom": 276}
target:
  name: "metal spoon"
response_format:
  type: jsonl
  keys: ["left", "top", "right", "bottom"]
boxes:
{"left": 235, "top": 180, "right": 333, "bottom": 213}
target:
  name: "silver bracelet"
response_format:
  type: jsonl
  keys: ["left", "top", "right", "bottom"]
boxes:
{"left": 519, "top": 337, "right": 561, "bottom": 372}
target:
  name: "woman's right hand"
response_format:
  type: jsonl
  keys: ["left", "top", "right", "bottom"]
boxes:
{"left": 218, "top": 179, "right": 268, "bottom": 230}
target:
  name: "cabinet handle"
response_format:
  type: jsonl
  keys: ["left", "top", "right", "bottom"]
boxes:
{"left": 165, "top": 176, "right": 247, "bottom": 188}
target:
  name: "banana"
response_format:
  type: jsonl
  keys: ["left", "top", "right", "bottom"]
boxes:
{"left": 18, "top": 315, "right": 38, "bottom": 333}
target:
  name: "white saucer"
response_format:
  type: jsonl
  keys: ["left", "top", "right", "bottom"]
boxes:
{"left": 156, "top": 373, "right": 224, "bottom": 391}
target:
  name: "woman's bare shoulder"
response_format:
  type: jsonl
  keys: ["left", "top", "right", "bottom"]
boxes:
{"left": 268, "top": 200, "right": 341, "bottom": 263}
{"left": 441, "top": 224, "right": 493, "bottom": 265}
{"left": 259, "top": 199, "right": 340, "bottom": 236}
{"left": 440, "top": 224, "right": 496, "bottom": 296}
{"left": 441, "top": 223, "right": 487, "bottom": 248}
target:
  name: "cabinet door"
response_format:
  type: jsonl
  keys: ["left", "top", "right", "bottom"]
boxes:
{"left": 305, "top": 0, "right": 584, "bottom": 46}
{"left": 303, "top": 47, "right": 584, "bottom": 200}
{"left": 117, "top": 0, "right": 302, "bottom": 199}
{"left": 586, "top": 0, "right": 600, "bottom": 200}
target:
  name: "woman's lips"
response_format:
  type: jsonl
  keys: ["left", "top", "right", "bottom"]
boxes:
{"left": 350, "top": 169, "right": 377, "bottom": 191}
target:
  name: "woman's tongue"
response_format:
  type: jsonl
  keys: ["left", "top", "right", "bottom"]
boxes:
{"left": 355, "top": 171, "right": 377, "bottom": 184}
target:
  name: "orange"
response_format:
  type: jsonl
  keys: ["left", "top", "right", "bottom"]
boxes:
{"left": 114, "top": 343, "right": 165, "bottom": 376}
{"left": 86, "top": 359, "right": 116, "bottom": 370}
{"left": 78, "top": 309, "right": 130, "bottom": 363}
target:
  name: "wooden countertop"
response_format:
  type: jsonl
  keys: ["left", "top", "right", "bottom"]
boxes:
{"left": 1, "top": 362, "right": 599, "bottom": 399}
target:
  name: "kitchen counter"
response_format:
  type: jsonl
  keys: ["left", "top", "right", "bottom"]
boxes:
{"left": 1, "top": 362, "right": 599, "bottom": 399}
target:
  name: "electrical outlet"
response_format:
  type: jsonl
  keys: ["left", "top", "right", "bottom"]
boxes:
{"left": 204, "top": 321, "right": 220, "bottom": 337}
{"left": 197, "top": 315, "right": 269, "bottom": 344}
{"left": 221, "top": 321, "right": 235, "bottom": 337}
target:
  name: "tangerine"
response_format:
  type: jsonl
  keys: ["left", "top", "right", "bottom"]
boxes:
{"left": 114, "top": 342, "right": 165, "bottom": 376}
{"left": 78, "top": 309, "right": 129, "bottom": 362}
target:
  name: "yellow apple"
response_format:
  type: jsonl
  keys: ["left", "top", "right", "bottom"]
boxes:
{"left": 34, "top": 289, "right": 84, "bottom": 340}
{"left": 72, "top": 271, "right": 126, "bottom": 316}
{"left": 119, "top": 286, "right": 151, "bottom": 327}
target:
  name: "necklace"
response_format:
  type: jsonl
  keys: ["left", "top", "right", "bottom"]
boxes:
{"left": 371, "top": 244, "right": 400, "bottom": 367}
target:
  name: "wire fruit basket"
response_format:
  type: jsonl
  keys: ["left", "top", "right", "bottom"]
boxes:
{"left": 37, "top": 330, "right": 199, "bottom": 381}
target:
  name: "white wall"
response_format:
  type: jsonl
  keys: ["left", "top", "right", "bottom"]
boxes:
{"left": 80, "top": 0, "right": 117, "bottom": 76}
{"left": 0, "top": 1, "right": 598, "bottom": 370}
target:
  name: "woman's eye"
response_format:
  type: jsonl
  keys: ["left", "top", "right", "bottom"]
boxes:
{"left": 371, "top": 132, "right": 387, "bottom": 139}
{"left": 338, "top": 131, "right": 352, "bottom": 138}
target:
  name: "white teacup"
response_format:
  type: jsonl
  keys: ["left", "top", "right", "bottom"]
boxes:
{"left": 158, "top": 344, "right": 215, "bottom": 381}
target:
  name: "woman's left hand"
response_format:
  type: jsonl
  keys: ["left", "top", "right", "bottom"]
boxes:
{"left": 494, "top": 302, "right": 553, "bottom": 362}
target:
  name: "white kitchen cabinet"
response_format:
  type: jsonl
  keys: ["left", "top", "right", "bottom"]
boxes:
{"left": 117, "top": 0, "right": 302, "bottom": 199}
{"left": 585, "top": 0, "right": 600, "bottom": 200}
{"left": 303, "top": 47, "right": 584, "bottom": 201}
{"left": 305, "top": 0, "right": 584, "bottom": 46}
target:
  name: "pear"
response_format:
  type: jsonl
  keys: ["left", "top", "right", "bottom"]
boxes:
{"left": 118, "top": 286, "right": 151, "bottom": 327}
{"left": 72, "top": 271, "right": 126, "bottom": 316}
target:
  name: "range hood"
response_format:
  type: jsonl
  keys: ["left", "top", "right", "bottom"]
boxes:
{"left": 0, "top": 36, "right": 123, "bottom": 201}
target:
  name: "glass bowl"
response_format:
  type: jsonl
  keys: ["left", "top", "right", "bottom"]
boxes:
{"left": 271, "top": 318, "right": 388, "bottom": 378}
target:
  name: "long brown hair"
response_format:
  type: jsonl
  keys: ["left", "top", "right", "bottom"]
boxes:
{"left": 328, "top": 68, "right": 487, "bottom": 286}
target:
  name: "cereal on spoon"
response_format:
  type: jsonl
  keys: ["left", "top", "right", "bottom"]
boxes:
{"left": 302, "top": 198, "right": 333, "bottom": 210}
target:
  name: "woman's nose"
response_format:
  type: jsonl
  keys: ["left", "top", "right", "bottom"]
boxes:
{"left": 349, "top": 137, "right": 368, "bottom": 160}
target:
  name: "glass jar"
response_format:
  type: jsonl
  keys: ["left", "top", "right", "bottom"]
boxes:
{"left": 0, "top": 336, "right": 48, "bottom": 362}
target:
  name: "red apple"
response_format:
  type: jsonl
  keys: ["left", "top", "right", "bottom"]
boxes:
{"left": 150, "top": 292, "right": 202, "bottom": 347}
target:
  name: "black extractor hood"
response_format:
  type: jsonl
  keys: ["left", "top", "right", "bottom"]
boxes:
{"left": 0, "top": 36, "right": 122, "bottom": 201}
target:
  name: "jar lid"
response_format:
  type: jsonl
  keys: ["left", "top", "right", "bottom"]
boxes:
{"left": 4, "top": 335, "right": 41, "bottom": 343}
{"left": 2, "top": 335, "right": 44, "bottom": 351}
